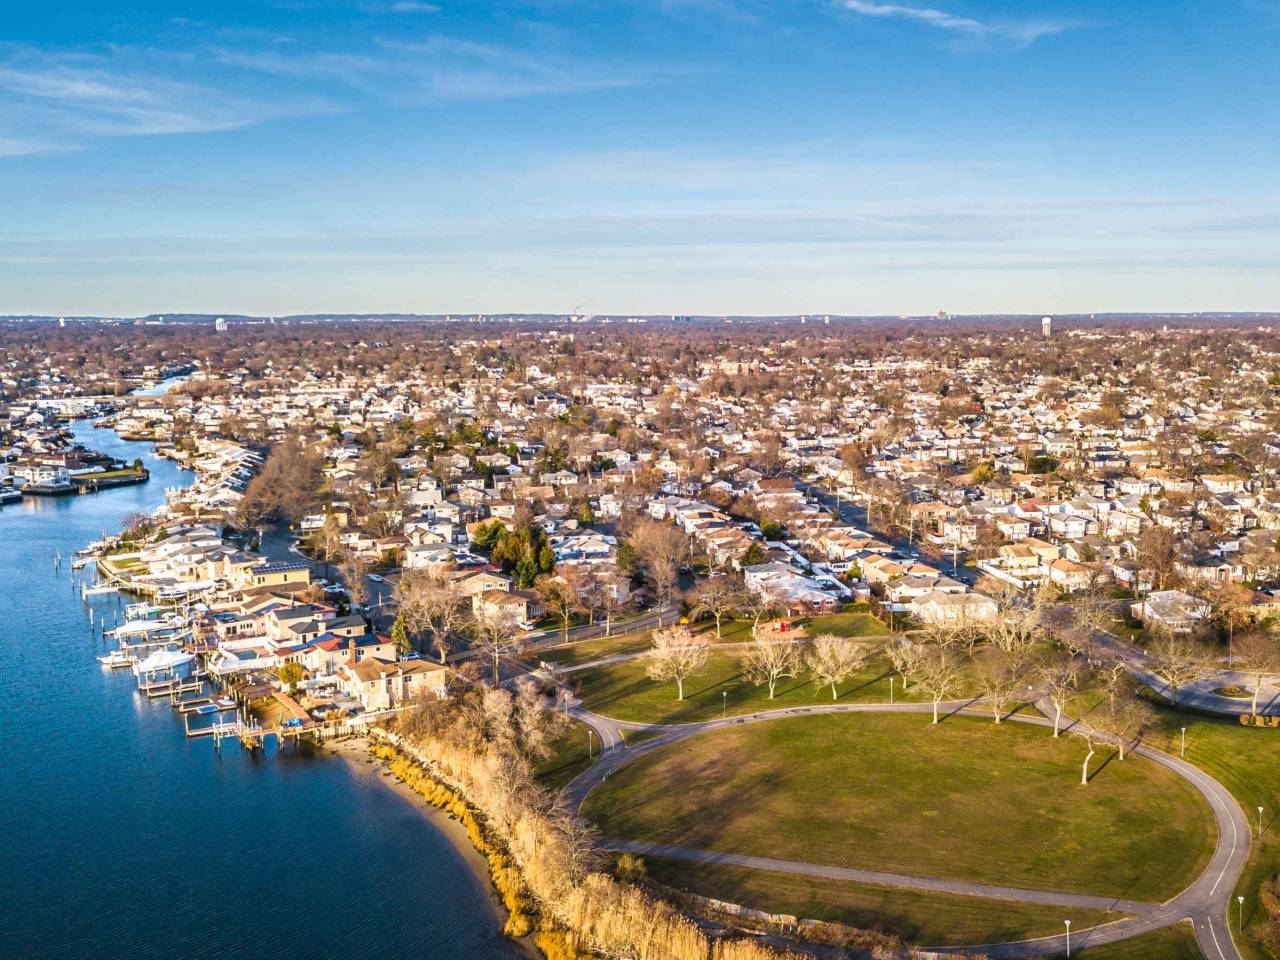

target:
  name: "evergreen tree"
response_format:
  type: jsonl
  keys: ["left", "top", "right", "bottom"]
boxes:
{"left": 391, "top": 613, "right": 412, "bottom": 656}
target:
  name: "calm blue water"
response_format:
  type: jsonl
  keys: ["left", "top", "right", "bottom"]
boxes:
{"left": 0, "top": 420, "right": 519, "bottom": 960}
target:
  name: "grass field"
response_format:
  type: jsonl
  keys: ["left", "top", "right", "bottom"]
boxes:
{"left": 804, "top": 612, "right": 892, "bottom": 637}
{"left": 538, "top": 631, "right": 657, "bottom": 668}
{"left": 572, "top": 649, "right": 929, "bottom": 724}
{"left": 1140, "top": 708, "right": 1280, "bottom": 960}
{"left": 584, "top": 713, "right": 1214, "bottom": 902}
{"left": 1045, "top": 922, "right": 1202, "bottom": 959}
{"left": 643, "top": 856, "right": 1122, "bottom": 948}
{"left": 540, "top": 611, "right": 891, "bottom": 671}
{"left": 535, "top": 718, "right": 597, "bottom": 790}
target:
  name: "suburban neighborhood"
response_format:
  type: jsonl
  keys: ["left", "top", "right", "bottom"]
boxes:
{"left": 6, "top": 316, "right": 1280, "bottom": 960}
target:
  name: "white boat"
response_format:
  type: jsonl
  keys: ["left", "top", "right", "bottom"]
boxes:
{"left": 109, "top": 617, "right": 183, "bottom": 640}
{"left": 82, "top": 583, "right": 120, "bottom": 597}
{"left": 97, "top": 650, "right": 132, "bottom": 669}
{"left": 71, "top": 556, "right": 91, "bottom": 570}
{"left": 132, "top": 649, "right": 196, "bottom": 681}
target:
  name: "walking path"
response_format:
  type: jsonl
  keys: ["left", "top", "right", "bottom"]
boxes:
{"left": 560, "top": 697, "right": 1250, "bottom": 960}
{"left": 600, "top": 839, "right": 1159, "bottom": 918}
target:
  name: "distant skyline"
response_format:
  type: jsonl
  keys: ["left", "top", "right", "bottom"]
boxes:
{"left": 5, "top": 1, "right": 1280, "bottom": 316}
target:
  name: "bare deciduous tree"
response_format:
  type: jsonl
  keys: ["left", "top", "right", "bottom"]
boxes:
{"left": 645, "top": 626, "right": 711, "bottom": 701}
{"left": 742, "top": 638, "right": 803, "bottom": 700}
{"left": 689, "top": 576, "right": 745, "bottom": 638}
{"left": 917, "top": 647, "right": 963, "bottom": 724}
{"left": 1146, "top": 631, "right": 1210, "bottom": 704}
{"left": 512, "top": 676, "right": 571, "bottom": 762}
{"left": 741, "top": 589, "right": 787, "bottom": 633}
{"left": 1080, "top": 730, "right": 1097, "bottom": 786}
{"left": 536, "top": 570, "right": 586, "bottom": 643}
{"left": 1038, "top": 653, "right": 1083, "bottom": 737}
{"left": 474, "top": 613, "right": 520, "bottom": 684}
{"left": 985, "top": 608, "right": 1042, "bottom": 660}
{"left": 597, "top": 574, "right": 632, "bottom": 637}
{"left": 1093, "top": 684, "right": 1156, "bottom": 760}
{"left": 806, "top": 634, "right": 872, "bottom": 700}
{"left": 628, "top": 520, "right": 689, "bottom": 610}
{"left": 975, "top": 648, "right": 1027, "bottom": 724}
{"left": 340, "top": 555, "right": 369, "bottom": 610}
{"left": 397, "top": 569, "right": 467, "bottom": 662}
{"left": 886, "top": 637, "right": 928, "bottom": 690}
{"left": 1234, "top": 628, "right": 1280, "bottom": 715}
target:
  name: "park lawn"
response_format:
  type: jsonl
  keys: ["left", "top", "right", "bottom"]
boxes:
{"left": 1140, "top": 708, "right": 1280, "bottom": 960}
{"left": 535, "top": 718, "right": 597, "bottom": 790}
{"left": 539, "top": 631, "right": 656, "bottom": 668}
{"left": 573, "top": 650, "right": 931, "bottom": 725}
{"left": 804, "top": 611, "right": 892, "bottom": 638}
{"left": 584, "top": 714, "right": 1214, "bottom": 903}
{"left": 1045, "top": 922, "right": 1202, "bottom": 959}
{"left": 643, "top": 856, "right": 1122, "bottom": 948}
{"left": 694, "top": 618, "right": 756, "bottom": 642}
{"left": 101, "top": 555, "right": 146, "bottom": 575}
{"left": 84, "top": 466, "right": 147, "bottom": 480}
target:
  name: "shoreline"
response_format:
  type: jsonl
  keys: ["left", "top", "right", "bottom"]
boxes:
{"left": 321, "top": 735, "right": 541, "bottom": 960}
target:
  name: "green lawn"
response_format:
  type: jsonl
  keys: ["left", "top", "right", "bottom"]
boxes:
{"left": 1139, "top": 708, "right": 1280, "bottom": 960}
{"left": 584, "top": 714, "right": 1214, "bottom": 902}
{"left": 573, "top": 650, "right": 932, "bottom": 725}
{"left": 643, "top": 856, "right": 1122, "bottom": 948}
{"left": 535, "top": 718, "right": 597, "bottom": 790}
{"left": 542, "top": 613, "right": 890, "bottom": 671}
{"left": 538, "top": 631, "right": 656, "bottom": 668}
{"left": 1043, "top": 922, "right": 1202, "bottom": 959}
{"left": 804, "top": 611, "right": 892, "bottom": 638}
{"left": 81, "top": 466, "right": 148, "bottom": 481}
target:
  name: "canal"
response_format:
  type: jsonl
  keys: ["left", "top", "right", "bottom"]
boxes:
{"left": 0, "top": 419, "right": 519, "bottom": 960}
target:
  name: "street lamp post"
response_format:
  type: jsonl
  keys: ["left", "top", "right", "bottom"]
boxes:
{"left": 1260, "top": 806, "right": 1266, "bottom": 836}
{"left": 1181, "top": 726, "right": 1186, "bottom": 758}
{"left": 890, "top": 675, "right": 895, "bottom": 704}
{"left": 1239, "top": 895, "right": 1245, "bottom": 931}
{"left": 587, "top": 729, "right": 594, "bottom": 758}
{"left": 1064, "top": 919, "right": 1071, "bottom": 957}
{"left": 722, "top": 690, "right": 728, "bottom": 719}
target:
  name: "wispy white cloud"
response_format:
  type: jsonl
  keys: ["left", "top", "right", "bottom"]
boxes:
{"left": 215, "top": 34, "right": 657, "bottom": 101}
{"left": 0, "top": 22, "right": 641, "bottom": 158}
{"left": 836, "top": 0, "right": 1082, "bottom": 45}
{"left": 0, "top": 45, "right": 319, "bottom": 153}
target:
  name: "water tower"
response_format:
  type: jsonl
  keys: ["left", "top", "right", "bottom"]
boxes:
{"left": 1041, "top": 316, "right": 1053, "bottom": 337}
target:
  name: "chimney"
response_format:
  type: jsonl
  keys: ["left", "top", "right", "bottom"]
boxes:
{"left": 348, "top": 638, "right": 357, "bottom": 666}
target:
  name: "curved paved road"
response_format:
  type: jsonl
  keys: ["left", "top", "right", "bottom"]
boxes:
{"left": 1093, "top": 628, "right": 1280, "bottom": 718}
{"left": 562, "top": 698, "right": 1250, "bottom": 960}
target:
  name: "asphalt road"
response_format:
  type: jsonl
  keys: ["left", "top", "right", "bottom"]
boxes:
{"left": 788, "top": 473, "right": 978, "bottom": 585}
{"left": 1093, "top": 628, "right": 1280, "bottom": 717}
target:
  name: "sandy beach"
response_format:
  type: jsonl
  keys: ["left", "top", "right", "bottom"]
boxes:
{"left": 322, "top": 735, "right": 541, "bottom": 959}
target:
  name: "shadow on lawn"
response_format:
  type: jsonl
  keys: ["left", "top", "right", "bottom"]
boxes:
{"left": 1086, "top": 748, "right": 1120, "bottom": 783}
{"left": 838, "top": 668, "right": 895, "bottom": 700}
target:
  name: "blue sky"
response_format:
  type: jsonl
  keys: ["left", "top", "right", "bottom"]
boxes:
{"left": 3, "top": 0, "right": 1280, "bottom": 316}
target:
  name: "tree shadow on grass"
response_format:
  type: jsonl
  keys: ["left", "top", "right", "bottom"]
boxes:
{"left": 1085, "top": 748, "right": 1120, "bottom": 784}
{"left": 936, "top": 698, "right": 981, "bottom": 723}
{"left": 838, "top": 668, "right": 895, "bottom": 700}
{"left": 686, "top": 671, "right": 743, "bottom": 702}
{"left": 775, "top": 678, "right": 812, "bottom": 699}
{"left": 583, "top": 674, "right": 658, "bottom": 710}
